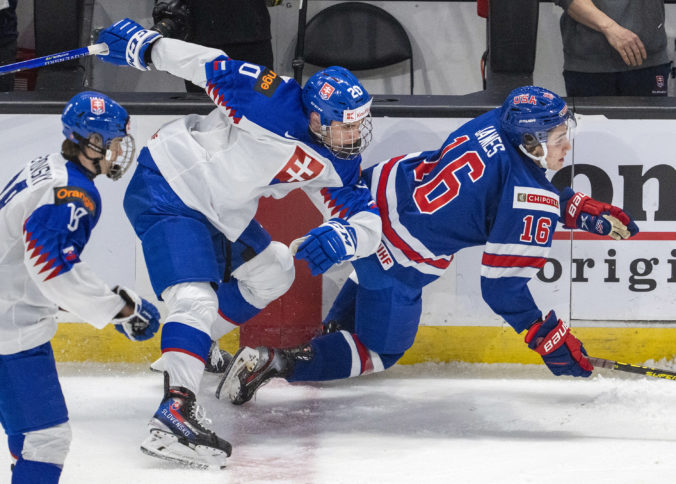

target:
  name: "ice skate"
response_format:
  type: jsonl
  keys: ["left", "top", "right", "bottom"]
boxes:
{"left": 204, "top": 340, "right": 233, "bottom": 373}
{"left": 141, "top": 373, "right": 232, "bottom": 469}
{"left": 216, "top": 345, "right": 311, "bottom": 405}
{"left": 150, "top": 340, "right": 232, "bottom": 374}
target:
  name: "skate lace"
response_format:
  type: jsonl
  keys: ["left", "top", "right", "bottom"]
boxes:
{"left": 189, "top": 402, "right": 213, "bottom": 431}
{"left": 210, "top": 349, "right": 224, "bottom": 367}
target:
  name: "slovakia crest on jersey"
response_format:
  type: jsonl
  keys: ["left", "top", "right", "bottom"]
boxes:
{"left": 272, "top": 146, "right": 325, "bottom": 184}
{"left": 319, "top": 82, "right": 335, "bottom": 100}
{"left": 90, "top": 97, "right": 105, "bottom": 115}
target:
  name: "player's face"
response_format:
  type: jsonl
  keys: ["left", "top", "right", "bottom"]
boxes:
{"left": 544, "top": 124, "right": 571, "bottom": 171}
{"left": 325, "top": 120, "right": 362, "bottom": 150}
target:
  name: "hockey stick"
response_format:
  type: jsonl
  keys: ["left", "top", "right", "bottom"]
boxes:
{"left": 588, "top": 356, "right": 676, "bottom": 381}
{"left": 0, "top": 43, "right": 109, "bottom": 76}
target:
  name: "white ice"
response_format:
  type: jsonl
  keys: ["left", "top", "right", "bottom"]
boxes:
{"left": 2, "top": 362, "right": 676, "bottom": 484}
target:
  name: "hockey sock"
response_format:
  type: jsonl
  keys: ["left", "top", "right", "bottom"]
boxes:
{"left": 12, "top": 459, "right": 62, "bottom": 484}
{"left": 161, "top": 322, "right": 211, "bottom": 390}
{"left": 216, "top": 281, "right": 261, "bottom": 324}
{"left": 288, "top": 331, "right": 385, "bottom": 382}
{"left": 322, "top": 278, "right": 357, "bottom": 333}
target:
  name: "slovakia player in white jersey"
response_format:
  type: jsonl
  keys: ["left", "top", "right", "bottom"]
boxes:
{"left": 219, "top": 86, "right": 640, "bottom": 405}
{"left": 0, "top": 91, "right": 160, "bottom": 484}
{"left": 95, "top": 19, "right": 381, "bottom": 468}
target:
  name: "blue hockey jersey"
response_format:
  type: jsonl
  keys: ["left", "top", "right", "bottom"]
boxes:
{"left": 368, "top": 109, "right": 566, "bottom": 332}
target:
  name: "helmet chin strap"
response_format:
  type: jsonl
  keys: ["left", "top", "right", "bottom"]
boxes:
{"left": 519, "top": 143, "right": 549, "bottom": 169}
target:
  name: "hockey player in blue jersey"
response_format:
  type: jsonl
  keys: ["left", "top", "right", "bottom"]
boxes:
{"left": 219, "top": 85, "right": 640, "bottom": 405}
{"left": 0, "top": 91, "right": 160, "bottom": 484}
{"left": 96, "top": 19, "right": 381, "bottom": 468}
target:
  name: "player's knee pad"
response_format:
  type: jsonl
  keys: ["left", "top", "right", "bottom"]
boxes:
{"left": 231, "top": 241, "right": 295, "bottom": 308}
{"left": 16, "top": 422, "right": 72, "bottom": 466}
{"left": 161, "top": 282, "right": 218, "bottom": 334}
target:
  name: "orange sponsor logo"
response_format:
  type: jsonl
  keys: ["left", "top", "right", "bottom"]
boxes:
{"left": 54, "top": 186, "right": 95, "bottom": 213}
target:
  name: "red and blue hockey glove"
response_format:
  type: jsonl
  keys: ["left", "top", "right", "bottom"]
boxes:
{"left": 112, "top": 286, "right": 161, "bottom": 341}
{"left": 293, "top": 218, "right": 357, "bottom": 276}
{"left": 564, "top": 192, "right": 639, "bottom": 240}
{"left": 96, "top": 18, "right": 162, "bottom": 71}
{"left": 524, "top": 311, "right": 593, "bottom": 377}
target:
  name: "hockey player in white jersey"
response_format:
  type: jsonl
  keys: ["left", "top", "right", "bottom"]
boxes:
{"left": 218, "top": 86, "right": 640, "bottom": 405}
{"left": 95, "top": 19, "right": 381, "bottom": 468}
{"left": 0, "top": 91, "right": 160, "bottom": 484}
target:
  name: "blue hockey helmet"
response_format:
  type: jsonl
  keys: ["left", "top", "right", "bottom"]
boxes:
{"left": 301, "top": 66, "right": 373, "bottom": 159}
{"left": 302, "top": 66, "right": 372, "bottom": 125}
{"left": 62, "top": 91, "right": 135, "bottom": 180}
{"left": 500, "top": 86, "right": 574, "bottom": 149}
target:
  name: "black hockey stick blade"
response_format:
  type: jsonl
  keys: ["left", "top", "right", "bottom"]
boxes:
{"left": 588, "top": 356, "right": 676, "bottom": 381}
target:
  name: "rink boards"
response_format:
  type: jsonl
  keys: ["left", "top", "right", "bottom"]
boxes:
{"left": 1, "top": 113, "right": 674, "bottom": 364}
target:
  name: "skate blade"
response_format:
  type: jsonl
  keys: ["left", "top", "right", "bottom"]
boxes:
{"left": 141, "top": 428, "right": 228, "bottom": 470}
{"left": 215, "top": 347, "right": 259, "bottom": 402}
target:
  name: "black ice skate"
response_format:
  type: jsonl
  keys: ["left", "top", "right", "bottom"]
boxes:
{"left": 141, "top": 373, "right": 232, "bottom": 469}
{"left": 215, "top": 345, "right": 312, "bottom": 405}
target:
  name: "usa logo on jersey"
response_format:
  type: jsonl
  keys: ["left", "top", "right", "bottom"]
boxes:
{"left": 90, "top": 97, "right": 105, "bottom": 115}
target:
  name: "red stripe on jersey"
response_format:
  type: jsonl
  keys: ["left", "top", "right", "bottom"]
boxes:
{"left": 218, "top": 309, "right": 242, "bottom": 326}
{"left": 161, "top": 347, "right": 206, "bottom": 365}
{"left": 376, "top": 156, "right": 452, "bottom": 270}
{"left": 482, "top": 253, "right": 546, "bottom": 268}
{"left": 352, "top": 334, "right": 374, "bottom": 374}
{"left": 320, "top": 188, "right": 350, "bottom": 218}
{"left": 43, "top": 264, "right": 64, "bottom": 282}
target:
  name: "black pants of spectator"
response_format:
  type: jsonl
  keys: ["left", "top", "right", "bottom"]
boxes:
{"left": 564, "top": 62, "right": 672, "bottom": 97}
{"left": 0, "top": 38, "right": 16, "bottom": 91}
{"left": 185, "top": 39, "right": 274, "bottom": 93}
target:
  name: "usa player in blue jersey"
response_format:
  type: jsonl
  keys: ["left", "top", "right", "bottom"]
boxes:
{"left": 96, "top": 19, "right": 381, "bottom": 467}
{"left": 0, "top": 92, "right": 160, "bottom": 484}
{"left": 219, "top": 86, "right": 639, "bottom": 405}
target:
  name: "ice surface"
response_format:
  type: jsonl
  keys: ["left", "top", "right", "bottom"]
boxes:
{"left": 2, "top": 362, "right": 676, "bottom": 483}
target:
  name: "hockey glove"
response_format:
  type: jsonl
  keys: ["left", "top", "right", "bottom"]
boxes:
{"left": 112, "top": 286, "right": 161, "bottom": 341}
{"left": 294, "top": 218, "right": 357, "bottom": 276}
{"left": 152, "top": 0, "right": 191, "bottom": 40}
{"left": 524, "top": 311, "right": 593, "bottom": 377}
{"left": 96, "top": 18, "right": 162, "bottom": 71}
{"left": 564, "top": 192, "right": 639, "bottom": 240}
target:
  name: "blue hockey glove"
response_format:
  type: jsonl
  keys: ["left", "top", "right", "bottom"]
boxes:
{"left": 112, "top": 286, "right": 161, "bottom": 341}
{"left": 564, "top": 192, "right": 639, "bottom": 240}
{"left": 524, "top": 311, "right": 593, "bottom": 377}
{"left": 293, "top": 218, "right": 357, "bottom": 276}
{"left": 96, "top": 18, "right": 162, "bottom": 71}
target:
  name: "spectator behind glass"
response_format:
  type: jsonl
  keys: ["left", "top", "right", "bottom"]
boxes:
{"left": 554, "top": 0, "right": 671, "bottom": 96}
{"left": 152, "top": 0, "right": 280, "bottom": 93}
{"left": 0, "top": 0, "right": 17, "bottom": 92}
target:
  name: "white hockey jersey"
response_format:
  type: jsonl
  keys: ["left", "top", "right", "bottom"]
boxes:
{"left": 0, "top": 153, "right": 125, "bottom": 354}
{"left": 146, "top": 39, "right": 381, "bottom": 255}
